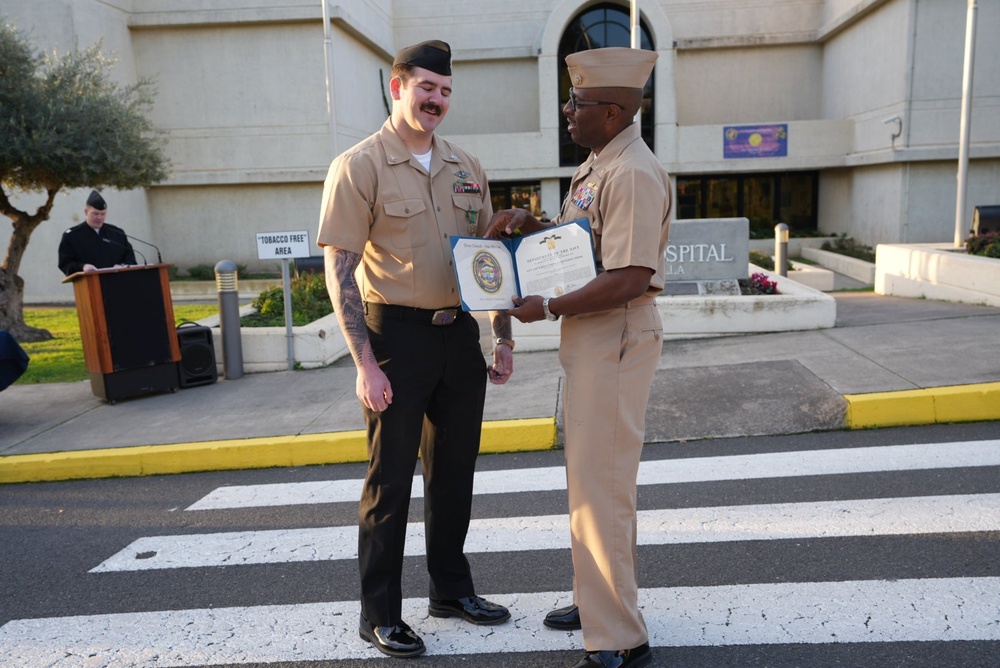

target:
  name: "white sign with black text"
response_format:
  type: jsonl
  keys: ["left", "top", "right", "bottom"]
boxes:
{"left": 256, "top": 231, "right": 311, "bottom": 260}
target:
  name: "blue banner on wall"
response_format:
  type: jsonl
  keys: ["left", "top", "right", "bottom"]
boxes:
{"left": 724, "top": 124, "right": 788, "bottom": 159}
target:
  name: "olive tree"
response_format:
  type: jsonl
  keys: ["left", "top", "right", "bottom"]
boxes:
{"left": 0, "top": 21, "right": 169, "bottom": 341}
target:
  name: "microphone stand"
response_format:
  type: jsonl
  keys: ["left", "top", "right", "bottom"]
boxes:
{"left": 127, "top": 234, "right": 163, "bottom": 264}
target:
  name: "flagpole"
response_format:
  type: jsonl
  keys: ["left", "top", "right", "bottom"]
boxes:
{"left": 954, "top": 0, "right": 977, "bottom": 248}
{"left": 631, "top": 0, "right": 641, "bottom": 128}
{"left": 321, "top": 0, "right": 339, "bottom": 158}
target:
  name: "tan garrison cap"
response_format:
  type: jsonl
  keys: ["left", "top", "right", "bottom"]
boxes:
{"left": 566, "top": 47, "right": 657, "bottom": 89}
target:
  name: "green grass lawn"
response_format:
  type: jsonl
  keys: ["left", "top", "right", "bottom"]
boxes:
{"left": 15, "top": 304, "right": 221, "bottom": 385}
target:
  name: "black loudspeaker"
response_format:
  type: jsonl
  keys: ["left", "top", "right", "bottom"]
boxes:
{"left": 176, "top": 322, "right": 218, "bottom": 388}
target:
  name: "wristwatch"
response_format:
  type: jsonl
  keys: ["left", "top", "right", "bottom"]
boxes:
{"left": 495, "top": 337, "right": 515, "bottom": 350}
{"left": 542, "top": 298, "right": 560, "bottom": 321}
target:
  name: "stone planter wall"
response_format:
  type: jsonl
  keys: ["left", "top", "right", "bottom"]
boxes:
{"left": 198, "top": 312, "right": 349, "bottom": 374}
{"left": 195, "top": 266, "right": 837, "bottom": 371}
{"left": 786, "top": 261, "right": 835, "bottom": 291}
{"left": 875, "top": 243, "right": 1000, "bottom": 308}
{"left": 511, "top": 264, "right": 836, "bottom": 352}
{"left": 801, "top": 247, "right": 876, "bottom": 284}
{"left": 748, "top": 236, "right": 836, "bottom": 256}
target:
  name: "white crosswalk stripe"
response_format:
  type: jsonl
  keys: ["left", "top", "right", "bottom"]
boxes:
{"left": 92, "top": 493, "right": 1000, "bottom": 572}
{"left": 3, "top": 580, "right": 999, "bottom": 666}
{"left": 185, "top": 440, "right": 1000, "bottom": 510}
{"left": 2, "top": 438, "right": 999, "bottom": 666}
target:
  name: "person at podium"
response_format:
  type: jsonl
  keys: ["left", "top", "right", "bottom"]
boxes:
{"left": 58, "top": 190, "right": 137, "bottom": 275}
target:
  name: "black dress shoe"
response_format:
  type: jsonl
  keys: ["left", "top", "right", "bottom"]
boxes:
{"left": 359, "top": 613, "right": 425, "bottom": 658}
{"left": 428, "top": 595, "right": 511, "bottom": 625}
{"left": 544, "top": 603, "right": 582, "bottom": 630}
{"left": 569, "top": 642, "right": 652, "bottom": 668}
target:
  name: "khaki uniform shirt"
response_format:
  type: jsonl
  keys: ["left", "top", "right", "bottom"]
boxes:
{"left": 317, "top": 118, "right": 492, "bottom": 309}
{"left": 556, "top": 123, "right": 671, "bottom": 297}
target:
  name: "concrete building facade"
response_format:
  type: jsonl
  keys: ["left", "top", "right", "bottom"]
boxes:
{"left": 3, "top": 0, "right": 998, "bottom": 303}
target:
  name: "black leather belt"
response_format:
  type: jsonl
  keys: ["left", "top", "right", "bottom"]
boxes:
{"left": 364, "top": 302, "right": 463, "bottom": 326}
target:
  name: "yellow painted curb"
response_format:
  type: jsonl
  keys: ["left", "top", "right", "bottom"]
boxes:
{"left": 844, "top": 382, "right": 1000, "bottom": 429}
{"left": 931, "top": 383, "right": 1000, "bottom": 423}
{"left": 0, "top": 418, "right": 558, "bottom": 484}
{"left": 481, "top": 417, "right": 558, "bottom": 454}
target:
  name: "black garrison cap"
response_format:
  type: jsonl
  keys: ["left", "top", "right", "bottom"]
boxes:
{"left": 86, "top": 190, "right": 107, "bottom": 210}
{"left": 393, "top": 40, "right": 452, "bottom": 76}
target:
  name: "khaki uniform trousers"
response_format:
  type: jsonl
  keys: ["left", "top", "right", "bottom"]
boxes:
{"left": 559, "top": 298, "right": 662, "bottom": 651}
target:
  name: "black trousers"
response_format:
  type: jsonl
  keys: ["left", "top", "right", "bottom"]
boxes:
{"left": 358, "top": 308, "right": 487, "bottom": 626}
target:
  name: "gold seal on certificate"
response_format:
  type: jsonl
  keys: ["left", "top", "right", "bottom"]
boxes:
{"left": 450, "top": 218, "right": 597, "bottom": 311}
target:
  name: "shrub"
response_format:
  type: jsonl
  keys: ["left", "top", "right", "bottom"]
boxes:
{"left": 748, "top": 220, "right": 827, "bottom": 240}
{"left": 965, "top": 232, "right": 1000, "bottom": 258}
{"left": 748, "top": 249, "right": 774, "bottom": 270}
{"left": 748, "top": 249, "right": 792, "bottom": 273}
{"left": 821, "top": 234, "right": 876, "bottom": 263}
{"left": 186, "top": 264, "right": 215, "bottom": 280}
{"left": 185, "top": 263, "right": 259, "bottom": 280}
{"left": 748, "top": 220, "right": 775, "bottom": 240}
{"left": 245, "top": 271, "right": 333, "bottom": 326}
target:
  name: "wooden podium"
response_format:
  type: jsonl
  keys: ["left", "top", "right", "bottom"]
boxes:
{"left": 63, "top": 264, "right": 181, "bottom": 403}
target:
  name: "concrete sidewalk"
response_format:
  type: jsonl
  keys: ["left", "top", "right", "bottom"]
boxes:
{"left": 2, "top": 293, "right": 999, "bottom": 484}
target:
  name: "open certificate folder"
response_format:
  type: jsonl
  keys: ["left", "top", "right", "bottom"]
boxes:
{"left": 450, "top": 218, "right": 597, "bottom": 311}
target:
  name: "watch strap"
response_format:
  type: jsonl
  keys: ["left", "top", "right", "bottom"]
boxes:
{"left": 495, "top": 337, "right": 515, "bottom": 350}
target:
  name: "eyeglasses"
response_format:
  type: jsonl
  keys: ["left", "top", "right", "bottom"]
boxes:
{"left": 568, "top": 89, "right": 623, "bottom": 112}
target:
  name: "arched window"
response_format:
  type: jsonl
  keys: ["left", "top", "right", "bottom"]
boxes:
{"left": 558, "top": 3, "right": 655, "bottom": 166}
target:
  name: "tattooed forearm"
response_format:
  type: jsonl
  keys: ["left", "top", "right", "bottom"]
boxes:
{"left": 490, "top": 310, "right": 512, "bottom": 340}
{"left": 325, "top": 246, "right": 376, "bottom": 368}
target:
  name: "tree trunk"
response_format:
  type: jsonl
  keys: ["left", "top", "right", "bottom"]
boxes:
{"left": 0, "top": 266, "right": 51, "bottom": 341}
{"left": 0, "top": 187, "right": 60, "bottom": 342}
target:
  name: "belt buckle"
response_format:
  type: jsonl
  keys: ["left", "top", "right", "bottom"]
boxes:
{"left": 431, "top": 309, "right": 457, "bottom": 326}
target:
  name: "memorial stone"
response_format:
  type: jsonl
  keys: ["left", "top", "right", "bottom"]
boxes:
{"left": 661, "top": 218, "right": 749, "bottom": 296}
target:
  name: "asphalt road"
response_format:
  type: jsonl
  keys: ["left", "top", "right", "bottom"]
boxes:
{"left": 2, "top": 422, "right": 999, "bottom": 667}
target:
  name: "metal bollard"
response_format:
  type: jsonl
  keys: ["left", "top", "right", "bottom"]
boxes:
{"left": 774, "top": 223, "right": 789, "bottom": 277}
{"left": 215, "top": 260, "right": 244, "bottom": 379}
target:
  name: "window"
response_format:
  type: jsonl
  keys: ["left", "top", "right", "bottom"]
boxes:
{"left": 491, "top": 181, "right": 542, "bottom": 218}
{"left": 676, "top": 172, "right": 819, "bottom": 237}
{"left": 558, "top": 4, "right": 655, "bottom": 166}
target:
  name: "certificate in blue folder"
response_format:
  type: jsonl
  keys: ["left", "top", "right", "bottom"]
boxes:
{"left": 450, "top": 218, "right": 596, "bottom": 311}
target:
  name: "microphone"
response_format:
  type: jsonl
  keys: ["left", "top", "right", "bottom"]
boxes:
{"left": 102, "top": 236, "right": 147, "bottom": 265}
{"left": 126, "top": 234, "right": 163, "bottom": 264}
